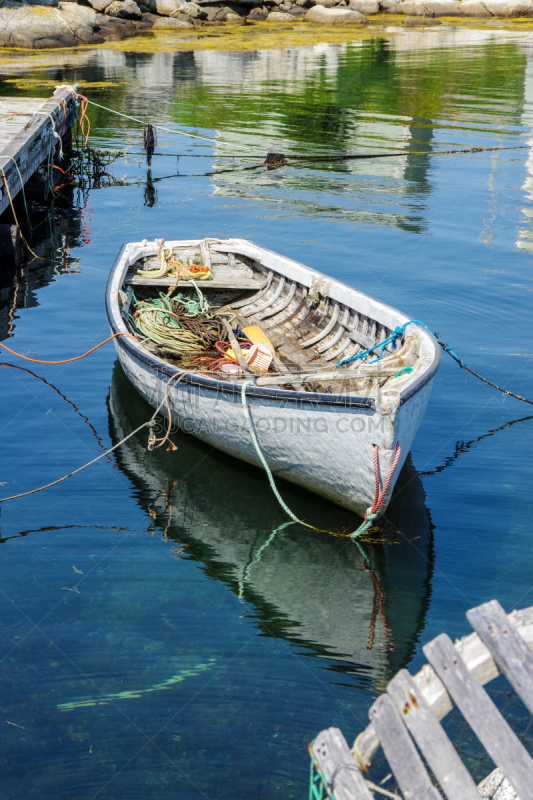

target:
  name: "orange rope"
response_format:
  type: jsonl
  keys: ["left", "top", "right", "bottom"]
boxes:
{"left": 56, "top": 98, "right": 67, "bottom": 137}
{"left": 76, "top": 94, "right": 90, "bottom": 147}
{"left": 0, "top": 332, "right": 136, "bottom": 365}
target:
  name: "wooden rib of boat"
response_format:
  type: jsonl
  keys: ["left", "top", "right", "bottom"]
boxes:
{"left": 106, "top": 237, "right": 441, "bottom": 517}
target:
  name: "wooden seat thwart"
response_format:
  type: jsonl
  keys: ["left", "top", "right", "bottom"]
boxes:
{"left": 310, "top": 599, "right": 533, "bottom": 800}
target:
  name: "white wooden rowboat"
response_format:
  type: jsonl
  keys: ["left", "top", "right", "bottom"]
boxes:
{"left": 106, "top": 237, "right": 440, "bottom": 518}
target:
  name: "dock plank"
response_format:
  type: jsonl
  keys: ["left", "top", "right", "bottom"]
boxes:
{"left": 0, "top": 88, "right": 74, "bottom": 217}
{"left": 423, "top": 633, "right": 533, "bottom": 800}
{"left": 311, "top": 728, "right": 373, "bottom": 800}
{"left": 467, "top": 600, "right": 533, "bottom": 715}
{"left": 0, "top": 98, "right": 45, "bottom": 147}
{"left": 387, "top": 669, "right": 480, "bottom": 800}
{"left": 369, "top": 694, "right": 442, "bottom": 800}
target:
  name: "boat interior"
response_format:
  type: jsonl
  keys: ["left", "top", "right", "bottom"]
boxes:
{"left": 119, "top": 240, "right": 423, "bottom": 396}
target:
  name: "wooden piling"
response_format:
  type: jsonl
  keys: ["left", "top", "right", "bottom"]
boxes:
{"left": 0, "top": 223, "right": 21, "bottom": 274}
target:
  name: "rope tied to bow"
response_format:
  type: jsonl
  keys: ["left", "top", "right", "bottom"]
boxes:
{"left": 337, "top": 320, "right": 427, "bottom": 369}
{"left": 350, "top": 443, "right": 402, "bottom": 540}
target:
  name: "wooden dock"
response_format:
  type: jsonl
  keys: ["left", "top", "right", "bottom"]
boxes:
{"left": 0, "top": 87, "right": 75, "bottom": 222}
{"left": 310, "top": 599, "right": 533, "bottom": 800}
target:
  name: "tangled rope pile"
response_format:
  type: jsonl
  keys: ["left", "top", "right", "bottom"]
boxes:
{"left": 129, "top": 294, "right": 214, "bottom": 359}
{"left": 124, "top": 281, "right": 237, "bottom": 366}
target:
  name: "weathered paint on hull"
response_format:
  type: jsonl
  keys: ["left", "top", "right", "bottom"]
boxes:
{"left": 115, "top": 343, "right": 433, "bottom": 517}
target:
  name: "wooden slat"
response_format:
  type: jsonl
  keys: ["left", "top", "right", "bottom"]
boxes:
{"left": 467, "top": 600, "right": 533, "bottom": 715}
{"left": 355, "top": 605, "right": 533, "bottom": 771}
{"left": 423, "top": 633, "right": 533, "bottom": 800}
{"left": 349, "top": 327, "right": 376, "bottom": 351}
{"left": 125, "top": 275, "right": 263, "bottom": 290}
{"left": 0, "top": 98, "right": 44, "bottom": 147}
{"left": 369, "top": 694, "right": 442, "bottom": 800}
{"left": 255, "top": 366, "right": 401, "bottom": 387}
{"left": 312, "top": 728, "right": 373, "bottom": 800}
{"left": 387, "top": 669, "right": 480, "bottom": 800}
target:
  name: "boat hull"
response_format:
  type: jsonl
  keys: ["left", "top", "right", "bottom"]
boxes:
{"left": 115, "top": 341, "right": 434, "bottom": 517}
{"left": 107, "top": 238, "right": 440, "bottom": 518}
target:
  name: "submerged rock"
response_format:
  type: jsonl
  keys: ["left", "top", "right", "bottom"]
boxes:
{"left": 305, "top": 4, "right": 367, "bottom": 21}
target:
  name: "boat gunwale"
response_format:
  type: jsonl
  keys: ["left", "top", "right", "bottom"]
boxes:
{"left": 105, "top": 240, "right": 441, "bottom": 409}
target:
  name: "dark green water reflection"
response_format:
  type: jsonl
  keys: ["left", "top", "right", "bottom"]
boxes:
{"left": 1, "top": 27, "right": 533, "bottom": 798}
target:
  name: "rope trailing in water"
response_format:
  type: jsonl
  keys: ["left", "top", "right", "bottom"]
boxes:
{"left": 79, "top": 97, "right": 237, "bottom": 149}
{"left": 0, "top": 332, "right": 135, "bottom": 365}
{"left": 0, "top": 372, "right": 184, "bottom": 506}
{"left": 337, "top": 320, "right": 426, "bottom": 368}
{"left": 61, "top": 87, "right": 527, "bottom": 163}
{"left": 350, "top": 443, "right": 402, "bottom": 540}
{"left": 339, "top": 319, "right": 533, "bottom": 406}
{"left": 241, "top": 381, "right": 400, "bottom": 537}
{"left": 241, "top": 381, "right": 315, "bottom": 528}
{"left": 437, "top": 340, "right": 533, "bottom": 406}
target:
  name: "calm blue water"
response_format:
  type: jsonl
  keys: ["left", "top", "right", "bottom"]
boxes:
{"left": 1, "top": 28, "right": 533, "bottom": 798}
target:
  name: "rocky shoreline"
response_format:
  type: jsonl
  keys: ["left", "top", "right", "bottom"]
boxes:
{"left": 0, "top": 0, "right": 532, "bottom": 49}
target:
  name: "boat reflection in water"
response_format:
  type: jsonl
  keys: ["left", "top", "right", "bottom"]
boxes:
{"left": 108, "top": 364, "right": 434, "bottom": 688}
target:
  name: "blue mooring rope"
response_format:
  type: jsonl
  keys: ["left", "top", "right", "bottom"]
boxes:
{"left": 442, "top": 344, "right": 464, "bottom": 367}
{"left": 337, "top": 318, "right": 533, "bottom": 405}
{"left": 337, "top": 319, "right": 427, "bottom": 368}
